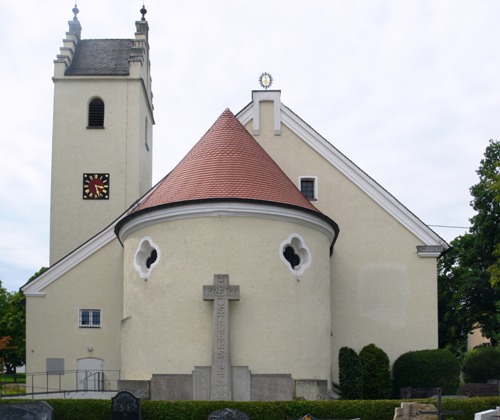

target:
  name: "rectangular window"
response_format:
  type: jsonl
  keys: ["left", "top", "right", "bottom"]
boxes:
{"left": 79, "top": 309, "right": 101, "bottom": 328}
{"left": 300, "top": 177, "right": 317, "bottom": 200}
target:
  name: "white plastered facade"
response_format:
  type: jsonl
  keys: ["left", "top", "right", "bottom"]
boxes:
{"left": 118, "top": 204, "right": 335, "bottom": 382}
{"left": 24, "top": 76, "right": 447, "bottom": 397}
{"left": 239, "top": 92, "right": 446, "bottom": 378}
{"left": 49, "top": 23, "right": 153, "bottom": 265}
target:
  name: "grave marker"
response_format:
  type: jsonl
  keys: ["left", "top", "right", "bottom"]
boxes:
{"left": 112, "top": 390, "right": 141, "bottom": 420}
{"left": 474, "top": 409, "right": 500, "bottom": 419}
{"left": 0, "top": 401, "right": 54, "bottom": 420}
{"left": 416, "top": 388, "right": 463, "bottom": 420}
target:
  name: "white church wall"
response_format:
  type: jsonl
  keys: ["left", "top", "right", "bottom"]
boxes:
{"left": 248, "top": 101, "right": 439, "bottom": 382}
{"left": 25, "top": 240, "right": 123, "bottom": 392}
{"left": 123, "top": 80, "right": 154, "bottom": 203}
{"left": 50, "top": 77, "right": 152, "bottom": 264}
{"left": 120, "top": 213, "right": 333, "bottom": 384}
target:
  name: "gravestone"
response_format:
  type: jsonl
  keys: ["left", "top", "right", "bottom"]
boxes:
{"left": 393, "top": 402, "right": 438, "bottom": 420}
{"left": 400, "top": 386, "right": 440, "bottom": 399}
{"left": 0, "top": 401, "right": 54, "bottom": 420}
{"left": 203, "top": 274, "right": 240, "bottom": 400}
{"left": 415, "top": 388, "right": 463, "bottom": 419}
{"left": 112, "top": 390, "right": 141, "bottom": 420}
{"left": 460, "top": 382, "right": 499, "bottom": 397}
{"left": 474, "top": 408, "right": 500, "bottom": 419}
{"left": 208, "top": 408, "right": 250, "bottom": 419}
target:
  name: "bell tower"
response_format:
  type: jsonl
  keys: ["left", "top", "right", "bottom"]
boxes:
{"left": 49, "top": 5, "right": 154, "bottom": 264}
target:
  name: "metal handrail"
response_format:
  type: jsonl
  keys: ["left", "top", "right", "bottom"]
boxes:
{"left": 0, "top": 369, "right": 121, "bottom": 398}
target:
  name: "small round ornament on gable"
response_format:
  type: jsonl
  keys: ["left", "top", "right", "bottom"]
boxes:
{"left": 259, "top": 72, "right": 273, "bottom": 89}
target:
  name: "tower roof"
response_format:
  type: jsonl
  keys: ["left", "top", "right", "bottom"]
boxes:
{"left": 65, "top": 39, "right": 134, "bottom": 76}
{"left": 134, "top": 109, "right": 320, "bottom": 213}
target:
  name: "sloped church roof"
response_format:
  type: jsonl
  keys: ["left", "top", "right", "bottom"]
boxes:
{"left": 133, "top": 108, "right": 321, "bottom": 213}
{"left": 65, "top": 39, "right": 134, "bottom": 76}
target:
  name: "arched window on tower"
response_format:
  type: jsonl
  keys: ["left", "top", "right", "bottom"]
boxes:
{"left": 88, "top": 98, "right": 105, "bottom": 128}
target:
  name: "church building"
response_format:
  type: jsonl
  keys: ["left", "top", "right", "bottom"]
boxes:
{"left": 22, "top": 7, "right": 449, "bottom": 401}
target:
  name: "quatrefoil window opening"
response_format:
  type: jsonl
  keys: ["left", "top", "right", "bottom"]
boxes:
{"left": 134, "top": 237, "right": 160, "bottom": 279}
{"left": 283, "top": 246, "right": 300, "bottom": 269}
{"left": 279, "top": 234, "right": 311, "bottom": 276}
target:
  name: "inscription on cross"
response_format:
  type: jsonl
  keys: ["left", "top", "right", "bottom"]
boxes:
{"left": 203, "top": 274, "right": 240, "bottom": 401}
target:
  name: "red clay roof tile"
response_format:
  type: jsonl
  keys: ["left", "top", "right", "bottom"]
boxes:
{"left": 135, "top": 109, "right": 320, "bottom": 213}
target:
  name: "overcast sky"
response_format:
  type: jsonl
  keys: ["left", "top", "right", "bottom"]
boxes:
{"left": 0, "top": 1, "right": 499, "bottom": 291}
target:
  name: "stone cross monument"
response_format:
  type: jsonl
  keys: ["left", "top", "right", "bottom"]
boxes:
{"left": 203, "top": 274, "right": 240, "bottom": 400}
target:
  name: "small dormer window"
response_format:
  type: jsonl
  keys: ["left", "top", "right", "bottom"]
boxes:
{"left": 88, "top": 98, "right": 105, "bottom": 128}
{"left": 300, "top": 177, "right": 317, "bottom": 201}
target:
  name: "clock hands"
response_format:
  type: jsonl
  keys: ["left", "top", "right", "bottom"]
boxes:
{"left": 94, "top": 184, "right": 106, "bottom": 197}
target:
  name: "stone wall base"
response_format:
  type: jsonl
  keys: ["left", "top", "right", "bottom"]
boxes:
{"left": 295, "top": 379, "right": 328, "bottom": 400}
{"left": 117, "top": 380, "right": 150, "bottom": 400}
{"left": 136, "top": 368, "right": 328, "bottom": 401}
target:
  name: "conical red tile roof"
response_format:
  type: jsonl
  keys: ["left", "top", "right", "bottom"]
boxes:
{"left": 135, "top": 108, "right": 320, "bottom": 213}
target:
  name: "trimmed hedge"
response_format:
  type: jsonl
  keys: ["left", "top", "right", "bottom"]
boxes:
{"left": 463, "top": 346, "right": 500, "bottom": 383}
{"left": 359, "top": 343, "right": 391, "bottom": 400}
{"left": 2, "top": 397, "right": 500, "bottom": 419}
{"left": 392, "top": 349, "right": 460, "bottom": 396}
{"left": 338, "top": 346, "right": 363, "bottom": 399}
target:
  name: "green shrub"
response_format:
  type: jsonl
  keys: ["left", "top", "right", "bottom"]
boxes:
{"left": 359, "top": 343, "right": 391, "bottom": 399}
{"left": 3, "top": 397, "right": 500, "bottom": 420}
{"left": 463, "top": 346, "right": 500, "bottom": 382}
{"left": 392, "top": 349, "right": 460, "bottom": 396}
{"left": 338, "top": 346, "right": 363, "bottom": 399}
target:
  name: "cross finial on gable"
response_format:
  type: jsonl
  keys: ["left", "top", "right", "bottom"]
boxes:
{"left": 72, "top": 3, "right": 79, "bottom": 21}
{"left": 68, "top": 3, "right": 82, "bottom": 40}
{"left": 140, "top": 4, "right": 147, "bottom": 21}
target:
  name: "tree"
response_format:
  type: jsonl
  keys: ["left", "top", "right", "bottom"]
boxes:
{"left": 462, "top": 346, "right": 500, "bottom": 382}
{"left": 392, "top": 349, "right": 460, "bottom": 396}
{"left": 0, "top": 336, "right": 14, "bottom": 373}
{"left": 0, "top": 282, "right": 25, "bottom": 373}
{"left": 438, "top": 140, "right": 500, "bottom": 352}
{"left": 487, "top": 165, "right": 500, "bottom": 287}
{"left": 338, "top": 346, "right": 363, "bottom": 399}
{"left": 0, "top": 268, "right": 48, "bottom": 373}
{"left": 359, "top": 344, "right": 390, "bottom": 399}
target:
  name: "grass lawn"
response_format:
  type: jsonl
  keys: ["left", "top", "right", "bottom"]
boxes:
{"left": 0, "top": 373, "right": 26, "bottom": 383}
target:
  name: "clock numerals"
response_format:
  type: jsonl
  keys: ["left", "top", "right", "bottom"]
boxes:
{"left": 83, "top": 173, "right": 110, "bottom": 200}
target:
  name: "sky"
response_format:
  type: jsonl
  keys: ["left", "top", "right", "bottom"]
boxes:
{"left": 0, "top": 0, "right": 499, "bottom": 292}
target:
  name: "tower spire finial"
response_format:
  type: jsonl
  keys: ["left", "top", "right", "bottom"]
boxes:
{"left": 72, "top": 3, "right": 79, "bottom": 21}
{"left": 140, "top": 3, "right": 147, "bottom": 21}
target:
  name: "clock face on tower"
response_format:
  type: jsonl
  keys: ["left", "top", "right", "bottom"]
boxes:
{"left": 83, "top": 173, "right": 109, "bottom": 199}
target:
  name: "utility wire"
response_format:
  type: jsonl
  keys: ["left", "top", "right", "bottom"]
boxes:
{"left": 427, "top": 224, "right": 470, "bottom": 229}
